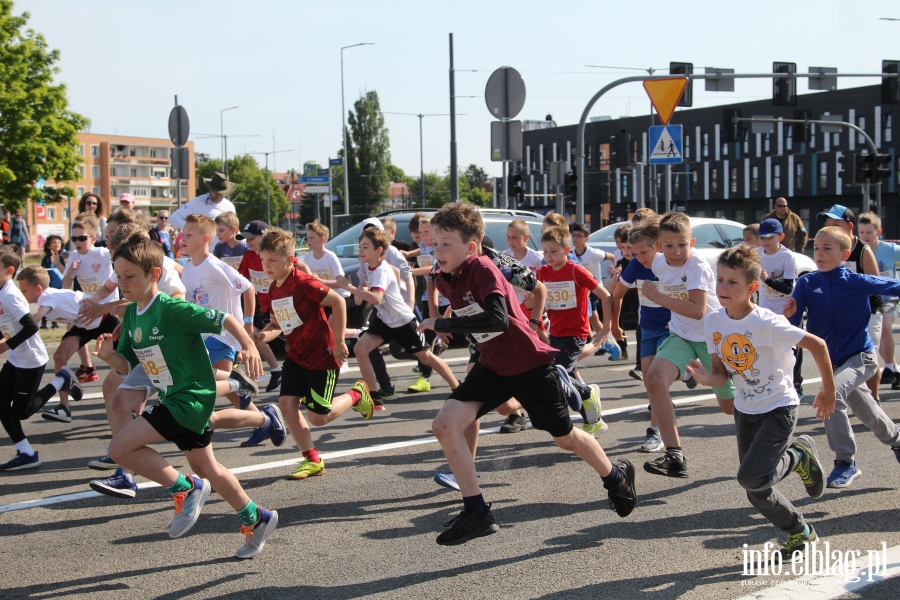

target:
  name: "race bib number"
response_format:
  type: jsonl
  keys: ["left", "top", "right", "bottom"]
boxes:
{"left": 0, "top": 318, "right": 16, "bottom": 340}
{"left": 417, "top": 254, "right": 434, "bottom": 268}
{"left": 79, "top": 276, "right": 101, "bottom": 293}
{"left": 135, "top": 345, "right": 173, "bottom": 389}
{"left": 880, "top": 269, "right": 893, "bottom": 279}
{"left": 845, "top": 261, "right": 858, "bottom": 274}
{"left": 637, "top": 281, "right": 662, "bottom": 308}
{"left": 454, "top": 303, "right": 502, "bottom": 343}
{"left": 314, "top": 269, "right": 333, "bottom": 281}
{"left": 271, "top": 297, "right": 303, "bottom": 334}
{"left": 249, "top": 269, "right": 270, "bottom": 294}
{"left": 763, "top": 278, "right": 789, "bottom": 300}
{"left": 221, "top": 256, "right": 243, "bottom": 270}
{"left": 545, "top": 281, "right": 577, "bottom": 310}
{"left": 661, "top": 282, "right": 690, "bottom": 301}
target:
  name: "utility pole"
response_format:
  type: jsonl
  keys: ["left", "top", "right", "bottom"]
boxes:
{"left": 449, "top": 33, "right": 459, "bottom": 202}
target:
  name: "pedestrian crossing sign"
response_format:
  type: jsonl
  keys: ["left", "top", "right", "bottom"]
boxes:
{"left": 648, "top": 125, "right": 683, "bottom": 165}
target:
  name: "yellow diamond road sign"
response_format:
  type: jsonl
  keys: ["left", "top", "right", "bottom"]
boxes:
{"left": 642, "top": 78, "right": 688, "bottom": 125}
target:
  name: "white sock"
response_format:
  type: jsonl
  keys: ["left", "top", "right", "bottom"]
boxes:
{"left": 886, "top": 363, "right": 896, "bottom": 372}
{"left": 49, "top": 376, "right": 65, "bottom": 392}
{"left": 14, "top": 439, "right": 34, "bottom": 456}
{"left": 228, "top": 379, "right": 241, "bottom": 393}
{"left": 260, "top": 413, "right": 272, "bottom": 429}
{"left": 682, "top": 371, "right": 691, "bottom": 382}
{"left": 649, "top": 425, "right": 660, "bottom": 433}
{"left": 271, "top": 366, "right": 282, "bottom": 373}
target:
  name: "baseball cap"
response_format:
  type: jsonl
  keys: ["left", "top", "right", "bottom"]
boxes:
{"left": 816, "top": 204, "right": 855, "bottom": 223}
{"left": 757, "top": 218, "right": 783, "bottom": 238}
{"left": 481, "top": 235, "right": 494, "bottom": 249}
{"left": 237, "top": 220, "right": 268, "bottom": 240}
{"left": 359, "top": 217, "right": 384, "bottom": 231}
{"left": 119, "top": 193, "right": 134, "bottom": 205}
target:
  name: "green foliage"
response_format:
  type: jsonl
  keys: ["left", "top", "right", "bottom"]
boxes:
{"left": 407, "top": 166, "right": 494, "bottom": 209}
{"left": 464, "top": 164, "right": 490, "bottom": 190}
{"left": 346, "top": 91, "right": 391, "bottom": 215}
{"left": 0, "top": 1, "right": 89, "bottom": 209}
{"left": 195, "top": 156, "right": 288, "bottom": 226}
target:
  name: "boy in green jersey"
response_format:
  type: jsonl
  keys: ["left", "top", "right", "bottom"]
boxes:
{"left": 93, "top": 234, "right": 277, "bottom": 559}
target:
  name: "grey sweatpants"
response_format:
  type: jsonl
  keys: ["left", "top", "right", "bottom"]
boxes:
{"left": 735, "top": 406, "right": 805, "bottom": 535}
{"left": 824, "top": 350, "right": 900, "bottom": 462}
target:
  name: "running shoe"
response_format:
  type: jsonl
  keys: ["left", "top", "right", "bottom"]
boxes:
{"left": 433, "top": 471, "right": 480, "bottom": 491}
{"left": 644, "top": 452, "right": 688, "bottom": 478}
{"left": 351, "top": 381, "right": 374, "bottom": 420}
{"left": 0, "top": 451, "right": 40, "bottom": 471}
{"left": 76, "top": 367, "right": 99, "bottom": 384}
{"left": 88, "top": 454, "right": 118, "bottom": 470}
{"left": 41, "top": 405, "right": 71, "bottom": 423}
{"left": 89, "top": 469, "right": 138, "bottom": 499}
{"left": 372, "top": 396, "right": 385, "bottom": 411}
{"left": 262, "top": 404, "right": 286, "bottom": 447}
{"left": 683, "top": 374, "right": 698, "bottom": 390}
{"left": 499, "top": 413, "right": 528, "bottom": 433}
{"left": 379, "top": 386, "right": 397, "bottom": 400}
{"left": 169, "top": 476, "right": 210, "bottom": 538}
{"left": 826, "top": 460, "right": 861, "bottom": 488}
{"left": 240, "top": 427, "right": 269, "bottom": 447}
{"left": 607, "top": 459, "right": 637, "bottom": 517}
{"left": 594, "top": 347, "right": 607, "bottom": 357}
{"left": 229, "top": 369, "right": 259, "bottom": 397}
{"left": 57, "top": 367, "right": 83, "bottom": 401}
{"left": 581, "top": 384, "right": 603, "bottom": 425}
{"left": 407, "top": 376, "right": 431, "bottom": 393}
{"left": 640, "top": 428, "right": 665, "bottom": 453}
{"left": 236, "top": 508, "right": 279, "bottom": 559}
{"left": 582, "top": 420, "right": 609, "bottom": 435}
{"left": 554, "top": 365, "right": 582, "bottom": 412}
{"left": 628, "top": 368, "right": 644, "bottom": 381}
{"left": 881, "top": 368, "right": 895, "bottom": 385}
{"left": 791, "top": 435, "right": 824, "bottom": 499}
{"left": 893, "top": 371, "right": 900, "bottom": 391}
{"left": 774, "top": 525, "right": 818, "bottom": 562}
{"left": 436, "top": 504, "right": 499, "bottom": 545}
{"left": 265, "top": 370, "right": 282, "bottom": 393}
{"left": 288, "top": 458, "right": 325, "bottom": 480}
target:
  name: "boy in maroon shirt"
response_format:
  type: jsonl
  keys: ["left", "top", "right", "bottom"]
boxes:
{"left": 253, "top": 229, "right": 374, "bottom": 481}
{"left": 418, "top": 202, "right": 637, "bottom": 546}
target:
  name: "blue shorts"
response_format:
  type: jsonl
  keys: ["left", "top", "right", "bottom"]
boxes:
{"left": 640, "top": 328, "right": 669, "bottom": 359}
{"left": 205, "top": 336, "right": 237, "bottom": 365}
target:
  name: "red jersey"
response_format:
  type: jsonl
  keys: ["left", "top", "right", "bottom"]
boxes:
{"left": 536, "top": 260, "right": 599, "bottom": 339}
{"left": 239, "top": 251, "right": 271, "bottom": 312}
{"left": 267, "top": 266, "right": 340, "bottom": 371}
{"left": 434, "top": 254, "right": 554, "bottom": 376}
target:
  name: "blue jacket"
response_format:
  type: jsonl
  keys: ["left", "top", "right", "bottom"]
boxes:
{"left": 789, "top": 265, "right": 900, "bottom": 367}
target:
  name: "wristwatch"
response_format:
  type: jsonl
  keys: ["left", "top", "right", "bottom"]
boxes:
{"left": 529, "top": 318, "right": 542, "bottom": 326}
{"left": 243, "top": 316, "right": 253, "bottom": 324}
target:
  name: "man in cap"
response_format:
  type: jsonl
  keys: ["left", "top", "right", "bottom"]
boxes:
{"left": 764, "top": 197, "right": 808, "bottom": 253}
{"left": 118, "top": 193, "right": 136, "bottom": 210}
{"left": 169, "top": 172, "right": 238, "bottom": 229}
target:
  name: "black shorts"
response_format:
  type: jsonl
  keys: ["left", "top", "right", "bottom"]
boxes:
{"left": 549, "top": 335, "right": 587, "bottom": 374}
{"left": 449, "top": 362, "right": 573, "bottom": 438}
{"left": 63, "top": 313, "right": 119, "bottom": 348}
{"left": 323, "top": 294, "right": 354, "bottom": 319}
{"left": 142, "top": 403, "right": 212, "bottom": 451}
{"left": 281, "top": 357, "right": 339, "bottom": 415}
{"left": 253, "top": 303, "right": 270, "bottom": 331}
{"left": 363, "top": 313, "right": 427, "bottom": 355}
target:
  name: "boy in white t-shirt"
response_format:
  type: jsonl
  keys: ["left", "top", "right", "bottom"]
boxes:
{"left": 689, "top": 245, "right": 835, "bottom": 562}
{"left": 213, "top": 212, "right": 248, "bottom": 270}
{"left": 337, "top": 228, "right": 458, "bottom": 408}
{"left": 504, "top": 219, "right": 547, "bottom": 336}
{"left": 300, "top": 221, "right": 351, "bottom": 315}
{"left": 1, "top": 260, "right": 81, "bottom": 470}
{"left": 640, "top": 212, "right": 736, "bottom": 479}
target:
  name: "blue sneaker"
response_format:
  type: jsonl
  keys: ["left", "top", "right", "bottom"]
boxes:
{"left": 57, "top": 367, "right": 83, "bottom": 402}
{"left": 238, "top": 393, "right": 253, "bottom": 410}
{"left": 89, "top": 468, "right": 138, "bottom": 498}
{"left": 0, "top": 450, "right": 40, "bottom": 471}
{"left": 240, "top": 427, "right": 270, "bottom": 447}
{"left": 826, "top": 460, "right": 861, "bottom": 488}
{"left": 433, "top": 471, "right": 480, "bottom": 491}
{"left": 262, "top": 404, "right": 286, "bottom": 447}
{"left": 236, "top": 507, "right": 279, "bottom": 559}
{"left": 554, "top": 365, "right": 582, "bottom": 412}
{"left": 169, "top": 476, "right": 210, "bottom": 538}
{"left": 603, "top": 338, "right": 622, "bottom": 361}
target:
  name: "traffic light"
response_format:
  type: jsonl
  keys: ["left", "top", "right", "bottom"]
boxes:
{"left": 723, "top": 109, "right": 743, "bottom": 143}
{"left": 773, "top": 62, "right": 797, "bottom": 107}
{"left": 793, "top": 109, "right": 811, "bottom": 144}
{"left": 862, "top": 154, "right": 892, "bottom": 180}
{"left": 882, "top": 60, "right": 900, "bottom": 105}
{"left": 614, "top": 129, "right": 631, "bottom": 169}
{"left": 507, "top": 171, "right": 524, "bottom": 204}
{"left": 564, "top": 168, "right": 578, "bottom": 198}
{"left": 838, "top": 152, "right": 858, "bottom": 185}
{"left": 669, "top": 62, "right": 693, "bottom": 107}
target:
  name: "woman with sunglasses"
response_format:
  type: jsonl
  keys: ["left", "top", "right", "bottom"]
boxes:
{"left": 78, "top": 193, "right": 107, "bottom": 242}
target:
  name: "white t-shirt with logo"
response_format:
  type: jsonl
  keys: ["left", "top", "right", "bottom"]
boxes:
{"left": 38, "top": 288, "right": 99, "bottom": 328}
{"left": 503, "top": 247, "right": 544, "bottom": 304}
{"left": 359, "top": 259, "right": 415, "bottom": 328}
{"left": 705, "top": 306, "right": 805, "bottom": 414}
{"left": 756, "top": 246, "right": 797, "bottom": 315}
{"left": 572, "top": 246, "right": 607, "bottom": 283}
{"left": 181, "top": 254, "right": 252, "bottom": 350}
{"left": 0, "top": 280, "right": 48, "bottom": 369}
{"left": 64, "top": 247, "right": 116, "bottom": 305}
{"left": 110, "top": 256, "right": 186, "bottom": 298}
{"left": 301, "top": 249, "right": 350, "bottom": 298}
{"left": 651, "top": 252, "right": 720, "bottom": 342}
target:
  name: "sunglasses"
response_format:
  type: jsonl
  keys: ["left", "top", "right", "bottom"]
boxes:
{"left": 84, "top": 201, "right": 97, "bottom": 206}
{"left": 775, "top": 204, "right": 788, "bottom": 208}
{"left": 71, "top": 235, "right": 90, "bottom": 242}
{"left": 157, "top": 216, "right": 168, "bottom": 220}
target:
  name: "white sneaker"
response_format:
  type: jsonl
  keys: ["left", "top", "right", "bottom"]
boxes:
{"left": 640, "top": 428, "right": 665, "bottom": 453}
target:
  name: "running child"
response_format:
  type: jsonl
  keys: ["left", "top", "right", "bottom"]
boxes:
{"left": 689, "top": 244, "right": 835, "bottom": 562}
{"left": 786, "top": 226, "right": 900, "bottom": 489}
{"left": 300, "top": 221, "right": 353, "bottom": 328}
{"left": 608, "top": 223, "right": 635, "bottom": 362}
{"left": 505, "top": 219, "right": 549, "bottom": 342}
{"left": 571, "top": 222, "right": 615, "bottom": 351}
{"left": 420, "top": 202, "right": 636, "bottom": 545}
{"left": 256, "top": 228, "right": 374, "bottom": 480}
{"left": 92, "top": 235, "right": 277, "bottom": 558}
{"left": 743, "top": 224, "right": 761, "bottom": 248}
{"left": 213, "top": 211, "right": 248, "bottom": 270}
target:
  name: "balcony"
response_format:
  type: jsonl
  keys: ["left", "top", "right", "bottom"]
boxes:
{"left": 109, "top": 155, "right": 171, "bottom": 166}
{"left": 109, "top": 177, "right": 174, "bottom": 186}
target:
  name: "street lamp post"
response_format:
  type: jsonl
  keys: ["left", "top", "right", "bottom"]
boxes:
{"left": 341, "top": 43, "right": 374, "bottom": 217}
{"left": 220, "top": 105, "right": 243, "bottom": 176}
{"left": 249, "top": 149, "right": 295, "bottom": 225}
{"left": 381, "top": 111, "right": 456, "bottom": 209}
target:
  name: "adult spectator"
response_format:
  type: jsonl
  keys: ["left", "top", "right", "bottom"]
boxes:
{"left": 764, "top": 197, "right": 808, "bottom": 253}
{"left": 118, "top": 192, "right": 135, "bottom": 210}
{"left": 150, "top": 210, "right": 174, "bottom": 257}
{"left": 78, "top": 192, "right": 107, "bottom": 239}
{"left": 8, "top": 208, "right": 29, "bottom": 261}
{"left": 0, "top": 210, "right": 10, "bottom": 243}
{"left": 168, "top": 171, "right": 237, "bottom": 229}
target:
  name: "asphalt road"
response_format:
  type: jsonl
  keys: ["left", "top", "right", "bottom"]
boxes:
{"left": 2, "top": 330, "right": 900, "bottom": 600}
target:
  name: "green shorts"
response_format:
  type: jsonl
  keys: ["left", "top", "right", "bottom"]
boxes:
{"left": 655, "top": 332, "right": 735, "bottom": 400}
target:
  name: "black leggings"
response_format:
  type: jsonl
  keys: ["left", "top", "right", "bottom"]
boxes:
{"left": 0, "top": 362, "right": 47, "bottom": 443}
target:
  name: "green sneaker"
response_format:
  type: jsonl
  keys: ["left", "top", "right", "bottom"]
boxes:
{"left": 581, "top": 384, "right": 604, "bottom": 426}
{"left": 288, "top": 458, "right": 325, "bottom": 480}
{"left": 791, "top": 434, "right": 824, "bottom": 499}
{"left": 407, "top": 376, "right": 431, "bottom": 393}
{"left": 352, "top": 381, "right": 374, "bottom": 420}
{"left": 775, "top": 525, "right": 818, "bottom": 562}
{"left": 582, "top": 419, "right": 609, "bottom": 435}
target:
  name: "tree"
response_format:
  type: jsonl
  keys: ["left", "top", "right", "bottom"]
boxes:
{"left": 346, "top": 91, "right": 390, "bottom": 215}
{"left": 0, "top": 1, "right": 88, "bottom": 209}
{"left": 195, "top": 156, "right": 288, "bottom": 226}
{"left": 464, "top": 164, "right": 490, "bottom": 190}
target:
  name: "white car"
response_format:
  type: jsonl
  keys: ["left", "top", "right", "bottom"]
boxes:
{"left": 587, "top": 217, "right": 817, "bottom": 277}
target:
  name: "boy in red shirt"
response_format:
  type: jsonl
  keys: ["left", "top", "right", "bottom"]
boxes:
{"left": 254, "top": 229, "right": 374, "bottom": 480}
{"left": 418, "top": 202, "right": 636, "bottom": 546}
{"left": 537, "top": 226, "right": 613, "bottom": 434}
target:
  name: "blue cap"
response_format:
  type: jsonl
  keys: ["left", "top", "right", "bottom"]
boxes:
{"left": 816, "top": 204, "right": 854, "bottom": 223}
{"left": 757, "top": 218, "right": 783, "bottom": 238}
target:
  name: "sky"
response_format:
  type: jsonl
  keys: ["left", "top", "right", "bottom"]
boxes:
{"left": 14, "top": 0, "right": 900, "bottom": 181}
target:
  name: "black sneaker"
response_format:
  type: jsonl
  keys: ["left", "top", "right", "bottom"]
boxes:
{"left": 684, "top": 375, "right": 698, "bottom": 390}
{"left": 643, "top": 452, "right": 688, "bottom": 478}
{"left": 594, "top": 347, "right": 607, "bottom": 357}
{"left": 499, "top": 413, "right": 528, "bottom": 434}
{"left": 266, "top": 370, "right": 282, "bottom": 393}
{"left": 435, "top": 504, "right": 499, "bottom": 546}
{"left": 607, "top": 459, "right": 637, "bottom": 517}
{"left": 893, "top": 371, "right": 900, "bottom": 391}
{"left": 790, "top": 435, "right": 824, "bottom": 499}
{"left": 881, "top": 368, "right": 895, "bottom": 385}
